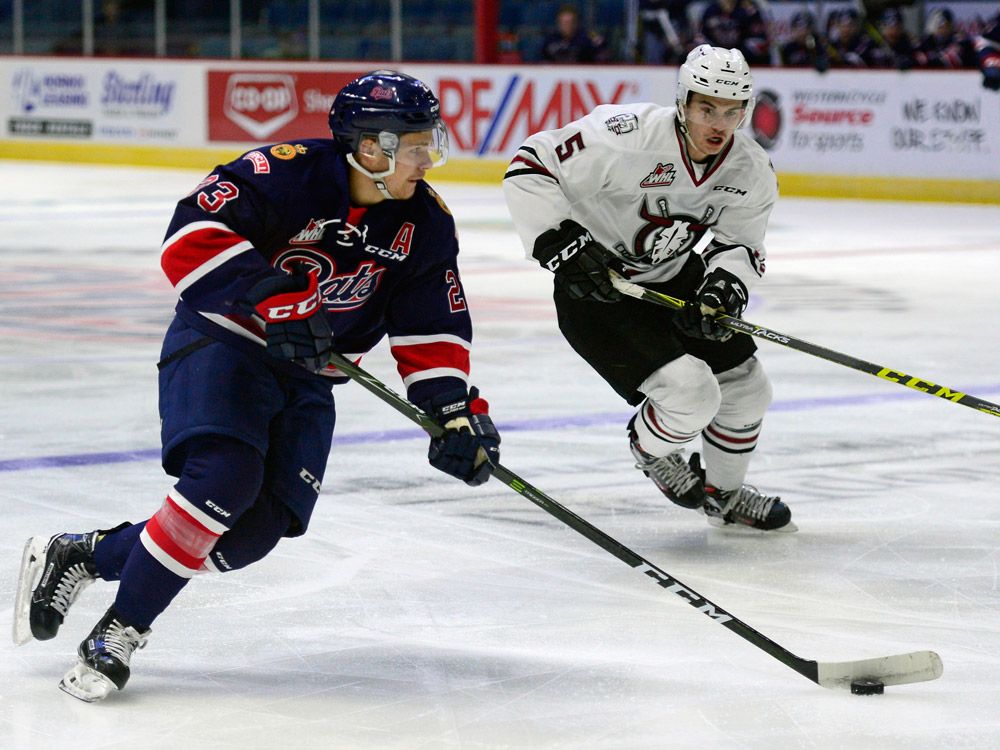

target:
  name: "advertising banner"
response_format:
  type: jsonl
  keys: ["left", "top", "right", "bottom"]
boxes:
{"left": 3, "top": 59, "right": 201, "bottom": 145}
{"left": 2, "top": 57, "right": 998, "bottom": 189}
{"left": 206, "top": 69, "right": 366, "bottom": 142}
{"left": 204, "top": 63, "right": 657, "bottom": 161}
{"left": 750, "top": 69, "right": 997, "bottom": 179}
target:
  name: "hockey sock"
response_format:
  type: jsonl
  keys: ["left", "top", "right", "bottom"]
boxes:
{"left": 205, "top": 492, "right": 296, "bottom": 572}
{"left": 701, "top": 418, "right": 761, "bottom": 490}
{"left": 93, "top": 521, "right": 146, "bottom": 581}
{"left": 632, "top": 398, "right": 700, "bottom": 457}
{"left": 112, "top": 435, "right": 265, "bottom": 627}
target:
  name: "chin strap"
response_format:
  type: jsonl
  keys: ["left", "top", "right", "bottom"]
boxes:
{"left": 346, "top": 152, "right": 397, "bottom": 200}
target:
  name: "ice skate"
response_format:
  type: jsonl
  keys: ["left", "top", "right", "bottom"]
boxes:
{"left": 629, "top": 427, "right": 704, "bottom": 509}
{"left": 13, "top": 531, "right": 101, "bottom": 645}
{"left": 59, "top": 606, "right": 150, "bottom": 703}
{"left": 703, "top": 484, "right": 796, "bottom": 532}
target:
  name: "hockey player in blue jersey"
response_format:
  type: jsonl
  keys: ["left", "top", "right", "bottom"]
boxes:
{"left": 12, "top": 70, "right": 501, "bottom": 702}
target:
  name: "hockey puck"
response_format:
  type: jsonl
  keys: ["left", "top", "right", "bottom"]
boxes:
{"left": 850, "top": 679, "right": 885, "bottom": 695}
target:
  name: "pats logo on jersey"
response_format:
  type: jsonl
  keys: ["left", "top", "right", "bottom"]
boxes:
{"left": 640, "top": 163, "right": 677, "bottom": 188}
{"left": 274, "top": 249, "right": 386, "bottom": 311}
{"left": 628, "top": 196, "right": 719, "bottom": 265}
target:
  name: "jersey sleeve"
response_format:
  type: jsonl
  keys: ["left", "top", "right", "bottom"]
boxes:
{"left": 502, "top": 107, "right": 622, "bottom": 259}
{"left": 159, "top": 151, "right": 293, "bottom": 314}
{"left": 383, "top": 214, "right": 474, "bottom": 406}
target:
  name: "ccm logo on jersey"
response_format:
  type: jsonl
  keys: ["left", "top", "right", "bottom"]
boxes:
{"left": 713, "top": 185, "right": 747, "bottom": 195}
{"left": 543, "top": 230, "right": 592, "bottom": 271}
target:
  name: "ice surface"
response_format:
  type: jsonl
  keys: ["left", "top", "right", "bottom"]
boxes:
{"left": 2, "top": 161, "right": 1000, "bottom": 749}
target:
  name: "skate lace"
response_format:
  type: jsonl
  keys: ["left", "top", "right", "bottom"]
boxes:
{"left": 103, "top": 620, "right": 148, "bottom": 664}
{"left": 51, "top": 563, "right": 95, "bottom": 617}
{"left": 724, "top": 486, "right": 778, "bottom": 522}
{"left": 641, "top": 453, "right": 700, "bottom": 495}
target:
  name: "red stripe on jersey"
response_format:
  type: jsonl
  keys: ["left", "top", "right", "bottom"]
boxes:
{"left": 347, "top": 206, "right": 368, "bottom": 227}
{"left": 509, "top": 155, "right": 555, "bottom": 179}
{"left": 161, "top": 225, "right": 250, "bottom": 287}
{"left": 391, "top": 340, "right": 470, "bottom": 380}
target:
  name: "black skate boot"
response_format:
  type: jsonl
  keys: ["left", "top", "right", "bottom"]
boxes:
{"left": 629, "top": 421, "right": 704, "bottom": 509}
{"left": 703, "top": 484, "right": 796, "bottom": 532}
{"left": 14, "top": 531, "right": 101, "bottom": 645}
{"left": 59, "top": 606, "right": 150, "bottom": 703}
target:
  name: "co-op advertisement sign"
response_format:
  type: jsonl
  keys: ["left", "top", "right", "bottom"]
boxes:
{"left": 208, "top": 70, "right": 364, "bottom": 142}
{"left": 6, "top": 62, "right": 185, "bottom": 142}
{"left": 207, "top": 66, "right": 651, "bottom": 158}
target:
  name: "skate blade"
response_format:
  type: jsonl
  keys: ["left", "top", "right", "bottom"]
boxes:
{"left": 59, "top": 662, "right": 117, "bottom": 703}
{"left": 704, "top": 514, "right": 799, "bottom": 533}
{"left": 12, "top": 536, "right": 47, "bottom": 646}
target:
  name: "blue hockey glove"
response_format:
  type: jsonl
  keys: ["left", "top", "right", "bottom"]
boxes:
{"left": 532, "top": 219, "right": 621, "bottom": 303}
{"left": 421, "top": 387, "right": 500, "bottom": 486}
{"left": 674, "top": 268, "right": 748, "bottom": 342}
{"left": 242, "top": 263, "right": 333, "bottom": 373}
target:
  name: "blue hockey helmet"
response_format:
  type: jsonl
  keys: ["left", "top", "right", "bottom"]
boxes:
{"left": 329, "top": 70, "right": 445, "bottom": 156}
{"left": 329, "top": 70, "right": 448, "bottom": 197}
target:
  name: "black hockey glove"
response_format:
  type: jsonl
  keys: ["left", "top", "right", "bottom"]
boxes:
{"left": 532, "top": 219, "right": 621, "bottom": 303}
{"left": 420, "top": 387, "right": 501, "bottom": 487}
{"left": 241, "top": 263, "right": 333, "bottom": 373}
{"left": 674, "top": 268, "right": 748, "bottom": 342}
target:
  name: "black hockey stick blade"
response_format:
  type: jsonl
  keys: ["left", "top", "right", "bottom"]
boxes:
{"left": 608, "top": 270, "right": 1000, "bottom": 420}
{"left": 328, "top": 352, "right": 943, "bottom": 691}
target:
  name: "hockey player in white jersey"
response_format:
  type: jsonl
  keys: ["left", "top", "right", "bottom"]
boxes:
{"left": 503, "top": 45, "right": 793, "bottom": 531}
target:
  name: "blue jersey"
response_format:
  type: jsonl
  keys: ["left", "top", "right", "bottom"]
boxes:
{"left": 160, "top": 139, "right": 474, "bottom": 405}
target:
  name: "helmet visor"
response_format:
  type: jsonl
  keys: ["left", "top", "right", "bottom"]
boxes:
{"left": 683, "top": 99, "right": 749, "bottom": 129}
{"left": 379, "top": 121, "right": 449, "bottom": 169}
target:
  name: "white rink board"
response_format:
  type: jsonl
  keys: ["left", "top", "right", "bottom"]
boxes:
{"left": 2, "top": 58, "right": 998, "bottom": 184}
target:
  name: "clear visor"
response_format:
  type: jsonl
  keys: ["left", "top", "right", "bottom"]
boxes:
{"left": 683, "top": 99, "right": 749, "bottom": 128}
{"left": 377, "top": 121, "right": 449, "bottom": 169}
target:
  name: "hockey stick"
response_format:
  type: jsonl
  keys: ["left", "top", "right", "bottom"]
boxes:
{"left": 608, "top": 270, "right": 1000, "bottom": 420}
{"left": 329, "top": 351, "right": 943, "bottom": 691}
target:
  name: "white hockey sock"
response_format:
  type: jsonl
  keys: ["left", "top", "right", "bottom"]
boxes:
{"left": 632, "top": 398, "right": 700, "bottom": 457}
{"left": 701, "top": 418, "right": 761, "bottom": 490}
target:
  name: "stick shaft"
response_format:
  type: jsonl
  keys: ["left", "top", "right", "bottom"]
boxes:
{"left": 328, "top": 352, "right": 821, "bottom": 685}
{"left": 610, "top": 274, "right": 1000, "bottom": 419}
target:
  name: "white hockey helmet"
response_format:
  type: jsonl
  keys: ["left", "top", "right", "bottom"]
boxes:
{"left": 676, "top": 45, "right": 754, "bottom": 128}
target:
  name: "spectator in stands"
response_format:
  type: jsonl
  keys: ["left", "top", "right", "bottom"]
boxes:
{"left": 639, "top": 0, "right": 693, "bottom": 64}
{"left": 826, "top": 8, "right": 876, "bottom": 67}
{"left": 975, "top": 11, "right": 1000, "bottom": 90}
{"left": 779, "top": 10, "right": 829, "bottom": 71}
{"left": 867, "top": 8, "right": 916, "bottom": 69}
{"left": 915, "top": 7, "right": 977, "bottom": 68}
{"left": 698, "top": 0, "right": 770, "bottom": 65}
{"left": 541, "top": 4, "right": 609, "bottom": 64}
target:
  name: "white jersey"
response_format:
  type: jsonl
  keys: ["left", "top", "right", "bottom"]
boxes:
{"left": 503, "top": 102, "right": 777, "bottom": 292}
